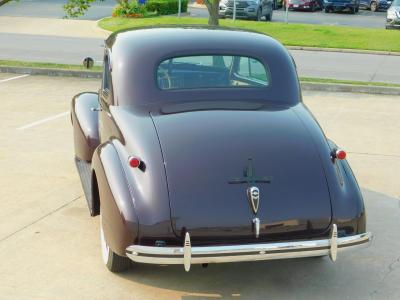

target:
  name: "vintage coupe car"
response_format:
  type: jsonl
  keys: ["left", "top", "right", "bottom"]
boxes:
{"left": 71, "top": 26, "right": 371, "bottom": 272}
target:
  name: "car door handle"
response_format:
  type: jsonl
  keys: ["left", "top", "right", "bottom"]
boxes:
{"left": 91, "top": 107, "right": 102, "bottom": 112}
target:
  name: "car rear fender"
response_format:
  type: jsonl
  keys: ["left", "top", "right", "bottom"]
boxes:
{"left": 327, "top": 140, "right": 366, "bottom": 234}
{"left": 71, "top": 92, "right": 100, "bottom": 162}
{"left": 92, "top": 141, "right": 139, "bottom": 257}
{"left": 293, "top": 104, "right": 366, "bottom": 236}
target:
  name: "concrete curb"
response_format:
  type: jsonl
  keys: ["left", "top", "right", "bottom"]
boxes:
{"left": 1, "top": 65, "right": 400, "bottom": 95}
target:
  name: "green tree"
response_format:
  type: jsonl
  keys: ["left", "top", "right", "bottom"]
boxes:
{"left": 63, "top": 0, "right": 220, "bottom": 25}
{"left": 64, "top": 0, "right": 106, "bottom": 18}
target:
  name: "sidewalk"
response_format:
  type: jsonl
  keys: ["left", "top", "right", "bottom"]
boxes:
{"left": 0, "top": 16, "right": 108, "bottom": 39}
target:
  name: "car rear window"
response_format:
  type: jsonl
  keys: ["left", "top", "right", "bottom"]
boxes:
{"left": 157, "top": 55, "right": 270, "bottom": 90}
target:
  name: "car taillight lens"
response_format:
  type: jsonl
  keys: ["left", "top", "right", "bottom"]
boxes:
{"left": 335, "top": 149, "right": 347, "bottom": 160}
{"left": 128, "top": 156, "right": 141, "bottom": 168}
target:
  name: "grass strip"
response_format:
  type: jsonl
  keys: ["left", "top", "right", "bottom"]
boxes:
{"left": 98, "top": 16, "right": 400, "bottom": 53}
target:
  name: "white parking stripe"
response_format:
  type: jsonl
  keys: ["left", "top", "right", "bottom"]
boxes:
{"left": 0, "top": 74, "right": 30, "bottom": 83}
{"left": 17, "top": 111, "right": 69, "bottom": 131}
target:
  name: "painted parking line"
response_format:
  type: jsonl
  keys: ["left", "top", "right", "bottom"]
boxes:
{"left": 17, "top": 111, "right": 69, "bottom": 131}
{"left": 0, "top": 74, "right": 30, "bottom": 83}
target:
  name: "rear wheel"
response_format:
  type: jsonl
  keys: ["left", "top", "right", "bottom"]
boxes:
{"left": 324, "top": 7, "right": 330, "bottom": 12}
{"left": 370, "top": 1, "right": 377, "bottom": 11}
{"left": 100, "top": 214, "right": 132, "bottom": 273}
{"left": 355, "top": 5, "right": 359, "bottom": 12}
{"left": 350, "top": 6, "right": 356, "bottom": 13}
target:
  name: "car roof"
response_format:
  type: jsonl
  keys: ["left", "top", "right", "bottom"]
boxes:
{"left": 105, "top": 26, "right": 301, "bottom": 107}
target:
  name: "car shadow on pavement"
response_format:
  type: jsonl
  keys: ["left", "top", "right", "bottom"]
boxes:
{"left": 115, "top": 188, "right": 400, "bottom": 299}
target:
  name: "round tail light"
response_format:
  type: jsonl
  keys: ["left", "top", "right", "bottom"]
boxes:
{"left": 335, "top": 149, "right": 347, "bottom": 160}
{"left": 128, "top": 156, "right": 141, "bottom": 168}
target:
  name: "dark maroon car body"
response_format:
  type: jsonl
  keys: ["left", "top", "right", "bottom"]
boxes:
{"left": 71, "top": 26, "right": 370, "bottom": 272}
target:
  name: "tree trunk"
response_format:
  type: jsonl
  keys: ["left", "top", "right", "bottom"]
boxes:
{"left": 205, "top": 0, "right": 220, "bottom": 25}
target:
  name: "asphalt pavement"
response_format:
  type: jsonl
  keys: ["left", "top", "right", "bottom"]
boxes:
{"left": 1, "top": 31, "right": 399, "bottom": 84}
{"left": 291, "top": 49, "right": 400, "bottom": 83}
{"left": 0, "top": 74, "right": 399, "bottom": 299}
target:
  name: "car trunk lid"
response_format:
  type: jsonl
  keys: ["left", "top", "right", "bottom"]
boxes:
{"left": 151, "top": 105, "right": 332, "bottom": 244}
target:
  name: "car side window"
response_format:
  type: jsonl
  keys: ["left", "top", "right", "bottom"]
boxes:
{"left": 237, "top": 57, "right": 268, "bottom": 82}
{"left": 102, "top": 54, "right": 113, "bottom": 105}
{"left": 238, "top": 57, "right": 250, "bottom": 77}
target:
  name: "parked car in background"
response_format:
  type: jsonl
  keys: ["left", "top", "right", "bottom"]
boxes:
{"left": 219, "top": 0, "right": 274, "bottom": 20}
{"left": 324, "top": 0, "right": 360, "bottom": 13}
{"left": 288, "top": 0, "right": 323, "bottom": 11}
{"left": 360, "top": 0, "right": 391, "bottom": 11}
{"left": 386, "top": 0, "right": 400, "bottom": 28}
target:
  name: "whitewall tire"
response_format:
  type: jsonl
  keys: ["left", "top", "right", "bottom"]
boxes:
{"left": 100, "top": 214, "right": 132, "bottom": 272}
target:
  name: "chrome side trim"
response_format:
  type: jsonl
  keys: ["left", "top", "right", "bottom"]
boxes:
{"left": 126, "top": 229, "right": 372, "bottom": 271}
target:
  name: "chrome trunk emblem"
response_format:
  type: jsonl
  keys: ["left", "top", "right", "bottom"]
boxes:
{"left": 247, "top": 186, "right": 260, "bottom": 214}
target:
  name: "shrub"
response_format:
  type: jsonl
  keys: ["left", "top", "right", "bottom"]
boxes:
{"left": 145, "top": 0, "right": 188, "bottom": 15}
{"left": 112, "top": 0, "right": 148, "bottom": 18}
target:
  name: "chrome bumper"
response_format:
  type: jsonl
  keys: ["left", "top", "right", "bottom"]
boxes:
{"left": 126, "top": 225, "right": 372, "bottom": 272}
